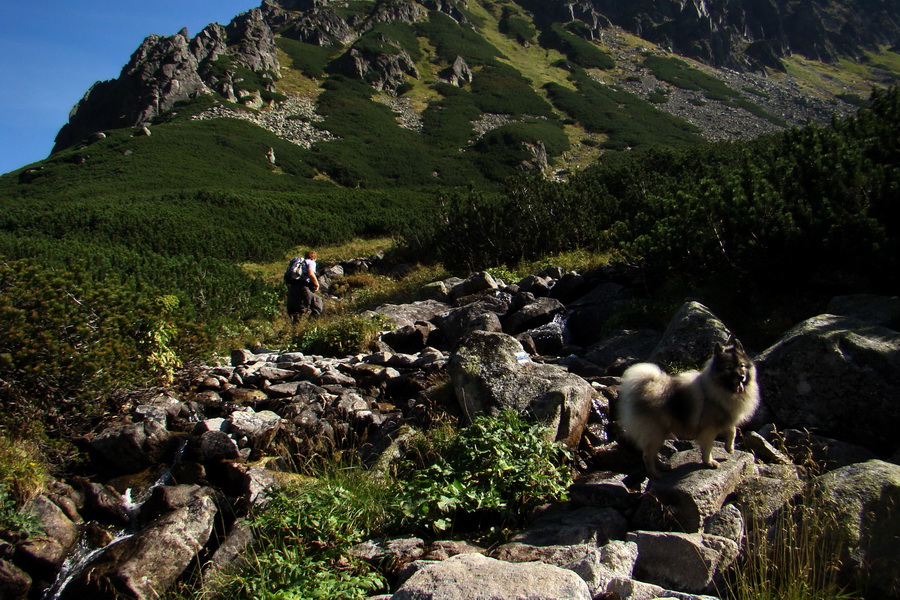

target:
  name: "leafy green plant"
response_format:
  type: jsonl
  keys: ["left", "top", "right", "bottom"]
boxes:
{"left": 399, "top": 410, "right": 573, "bottom": 534}
{"left": 195, "top": 466, "right": 399, "bottom": 600}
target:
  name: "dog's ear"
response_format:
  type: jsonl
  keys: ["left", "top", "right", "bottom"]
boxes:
{"left": 732, "top": 337, "right": 745, "bottom": 353}
{"left": 714, "top": 341, "right": 725, "bottom": 356}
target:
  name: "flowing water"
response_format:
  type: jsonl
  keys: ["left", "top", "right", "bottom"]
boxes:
{"left": 42, "top": 438, "right": 190, "bottom": 599}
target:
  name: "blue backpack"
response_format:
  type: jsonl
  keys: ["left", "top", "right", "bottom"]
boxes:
{"left": 283, "top": 257, "right": 307, "bottom": 285}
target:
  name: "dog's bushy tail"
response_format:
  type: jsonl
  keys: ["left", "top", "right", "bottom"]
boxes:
{"left": 619, "top": 363, "right": 670, "bottom": 410}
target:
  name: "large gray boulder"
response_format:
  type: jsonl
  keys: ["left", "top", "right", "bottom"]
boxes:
{"left": 628, "top": 530, "right": 738, "bottom": 594}
{"left": 90, "top": 420, "right": 172, "bottom": 474}
{"left": 649, "top": 301, "right": 733, "bottom": 370}
{"left": 809, "top": 459, "right": 900, "bottom": 597}
{"left": 433, "top": 293, "right": 511, "bottom": 347}
{"left": 448, "top": 331, "right": 593, "bottom": 448}
{"left": 390, "top": 553, "right": 591, "bottom": 600}
{"left": 63, "top": 494, "right": 217, "bottom": 600}
{"left": 21, "top": 495, "right": 81, "bottom": 553}
{"left": 371, "top": 299, "right": 451, "bottom": 329}
{"left": 755, "top": 314, "right": 900, "bottom": 454}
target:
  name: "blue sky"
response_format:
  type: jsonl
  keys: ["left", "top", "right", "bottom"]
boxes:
{"left": 0, "top": 1, "right": 260, "bottom": 176}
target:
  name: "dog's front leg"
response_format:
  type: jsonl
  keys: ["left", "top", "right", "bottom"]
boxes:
{"left": 698, "top": 431, "right": 719, "bottom": 469}
{"left": 724, "top": 427, "right": 736, "bottom": 454}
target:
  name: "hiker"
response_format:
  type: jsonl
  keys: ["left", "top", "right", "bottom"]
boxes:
{"left": 285, "top": 250, "right": 323, "bottom": 320}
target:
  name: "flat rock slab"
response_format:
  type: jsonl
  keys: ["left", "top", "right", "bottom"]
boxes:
{"left": 633, "top": 447, "right": 755, "bottom": 532}
{"left": 390, "top": 553, "right": 591, "bottom": 600}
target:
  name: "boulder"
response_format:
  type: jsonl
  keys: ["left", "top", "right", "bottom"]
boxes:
{"left": 228, "top": 409, "right": 281, "bottom": 449}
{"left": 649, "top": 301, "right": 734, "bottom": 370}
{"left": 450, "top": 271, "right": 499, "bottom": 300}
{"left": 90, "top": 420, "right": 172, "bottom": 474}
{"left": 549, "top": 272, "right": 589, "bottom": 304}
{"left": 565, "top": 282, "right": 634, "bottom": 347}
{"left": 448, "top": 331, "right": 593, "bottom": 448}
{"left": 206, "top": 518, "right": 254, "bottom": 575}
{"left": 629, "top": 530, "right": 737, "bottom": 593}
{"left": 503, "top": 297, "right": 565, "bottom": 335}
{"left": 510, "top": 505, "right": 628, "bottom": 547}
{"left": 584, "top": 329, "right": 662, "bottom": 374}
{"left": 381, "top": 321, "right": 436, "bottom": 354}
{"left": 826, "top": 294, "right": 900, "bottom": 329}
{"left": 63, "top": 494, "right": 217, "bottom": 600}
{"left": 0, "top": 560, "right": 31, "bottom": 600}
{"left": 734, "top": 464, "right": 805, "bottom": 521}
{"left": 390, "top": 553, "right": 591, "bottom": 600}
{"left": 14, "top": 537, "right": 66, "bottom": 581}
{"left": 372, "top": 300, "right": 451, "bottom": 329}
{"left": 493, "top": 540, "right": 637, "bottom": 596}
{"left": 632, "top": 447, "right": 756, "bottom": 532}
{"left": 809, "top": 459, "right": 900, "bottom": 597}
{"left": 21, "top": 495, "right": 80, "bottom": 553}
{"left": 434, "top": 297, "right": 509, "bottom": 348}
{"left": 755, "top": 314, "right": 900, "bottom": 454}
{"left": 605, "top": 577, "right": 721, "bottom": 599}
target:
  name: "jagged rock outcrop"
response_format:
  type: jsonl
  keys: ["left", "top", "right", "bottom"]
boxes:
{"left": 520, "top": 0, "right": 899, "bottom": 71}
{"left": 53, "top": 8, "right": 280, "bottom": 152}
{"left": 333, "top": 36, "right": 420, "bottom": 92}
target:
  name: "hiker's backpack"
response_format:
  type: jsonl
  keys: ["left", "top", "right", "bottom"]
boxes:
{"left": 283, "top": 256, "right": 307, "bottom": 285}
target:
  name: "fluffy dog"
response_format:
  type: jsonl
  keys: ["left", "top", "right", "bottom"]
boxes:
{"left": 617, "top": 336, "right": 760, "bottom": 478}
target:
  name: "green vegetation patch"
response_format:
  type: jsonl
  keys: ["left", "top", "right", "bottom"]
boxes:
{"left": 415, "top": 10, "right": 501, "bottom": 66}
{"left": 542, "top": 23, "right": 615, "bottom": 70}
{"left": 545, "top": 68, "right": 702, "bottom": 149}
{"left": 471, "top": 62, "right": 557, "bottom": 117}
{"left": 643, "top": 55, "right": 738, "bottom": 100}
{"left": 276, "top": 37, "right": 337, "bottom": 79}
{"left": 499, "top": 11, "right": 537, "bottom": 45}
{"left": 398, "top": 410, "right": 573, "bottom": 534}
{"left": 311, "top": 76, "right": 485, "bottom": 187}
{"left": 471, "top": 119, "right": 570, "bottom": 179}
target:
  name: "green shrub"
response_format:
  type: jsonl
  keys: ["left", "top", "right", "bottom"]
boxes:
{"left": 295, "top": 314, "right": 391, "bottom": 356}
{"left": 399, "top": 410, "right": 573, "bottom": 534}
{"left": 642, "top": 55, "right": 739, "bottom": 101}
{"left": 542, "top": 23, "right": 614, "bottom": 70}
{"left": 200, "top": 467, "right": 398, "bottom": 600}
{"left": 0, "top": 258, "right": 209, "bottom": 421}
{"left": 276, "top": 37, "right": 337, "bottom": 79}
{"left": 415, "top": 11, "right": 500, "bottom": 65}
{"left": 500, "top": 14, "right": 537, "bottom": 44}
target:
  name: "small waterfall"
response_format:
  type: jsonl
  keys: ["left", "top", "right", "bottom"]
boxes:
{"left": 42, "top": 533, "right": 132, "bottom": 600}
{"left": 43, "top": 437, "right": 190, "bottom": 599}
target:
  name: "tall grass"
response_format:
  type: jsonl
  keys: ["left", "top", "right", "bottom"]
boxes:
{"left": 723, "top": 492, "right": 858, "bottom": 600}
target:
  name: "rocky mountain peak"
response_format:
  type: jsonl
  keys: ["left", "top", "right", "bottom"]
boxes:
{"left": 53, "top": 7, "right": 281, "bottom": 153}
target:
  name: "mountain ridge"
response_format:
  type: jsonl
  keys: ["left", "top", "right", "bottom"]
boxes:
{"left": 39, "top": 0, "right": 900, "bottom": 184}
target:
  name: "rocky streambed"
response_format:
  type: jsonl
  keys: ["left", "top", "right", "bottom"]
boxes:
{"left": 4, "top": 260, "right": 899, "bottom": 600}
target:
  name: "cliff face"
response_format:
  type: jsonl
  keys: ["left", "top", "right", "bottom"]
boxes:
{"left": 522, "top": 0, "right": 899, "bottom": 71}
{"left": 53, "top": 8, "right": 280, "bottom": 153}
